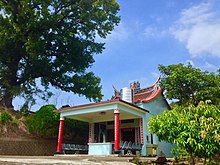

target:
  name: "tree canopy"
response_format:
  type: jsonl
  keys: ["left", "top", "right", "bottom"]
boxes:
{"left": 148, "top": 101, "right": 220, "bottom": 165}
{"left": 0, "top": 0, "right": 120, "bottom": 108}
{"left": 26, "top": 104, "right": 59, "bottom": 136}
{"left": 26, "top": 104, "right": 88, "bottom": 138}
{"left": 158, "top": 63, "right": 220, "bottom": 106}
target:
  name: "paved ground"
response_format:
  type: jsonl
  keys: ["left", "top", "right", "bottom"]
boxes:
{"left": 0, "top": 155, "right": 137, "bottom": 165}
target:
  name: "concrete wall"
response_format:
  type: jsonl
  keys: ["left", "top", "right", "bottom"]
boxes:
{"left": 0, "top": 138, "right": 57, "bottom": 156}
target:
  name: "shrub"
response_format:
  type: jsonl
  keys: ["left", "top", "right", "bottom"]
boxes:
{"left": 26, "top": 104, "right": 88, "bottom": 139}
{"left": 0, "top": 111, "right": 13, "bottom": 124}
{"left": 11, "top": 118, "right": 19, "bottom": 126}
{"left": 20, "top": 102, "right": 29, "bottom": 116}
{"left": 26, "top": 104, "right": 59, "bottom": 137}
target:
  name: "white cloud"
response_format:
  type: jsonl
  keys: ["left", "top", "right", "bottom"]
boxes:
{"left": 171, "top": 0, "right": 220, "bottom": 58}
{"left": 143, "top": 26, "right": 167, "bottom": 38}
{"left": 144, "top": 27, "right": 155, "bottom": 38}
{"left": 184, "top": 59, "right": 219, "bottom": 72}
{"left": 134, "top": 20, "right": 144, "bottom": 29}
{"left": 107, "top": 22, "right": 129, "bottom": 41}
{"left": 202, "top": 62, "right": 219, "bottom": 71}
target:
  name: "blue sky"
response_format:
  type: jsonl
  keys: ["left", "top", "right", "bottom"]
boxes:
{"left": 14, "top": 0, "right": 220, "bottom": 110}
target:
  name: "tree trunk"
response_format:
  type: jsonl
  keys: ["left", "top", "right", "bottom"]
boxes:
{"left": 203, "top": 157, "right": 207, "bottom": 165}
{"left": 189, "top": 152, "right": 195, "bottom": 165}
{"left": 0, "top": 90, "right": 14, "bottom": 109}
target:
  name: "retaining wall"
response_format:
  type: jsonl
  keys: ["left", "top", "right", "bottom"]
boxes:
{"left": 0, "top": 138, "right": 57, "bottom": 156}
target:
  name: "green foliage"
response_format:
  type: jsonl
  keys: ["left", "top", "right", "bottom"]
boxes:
{"left": 0, "top": 111, "right": 13, "bottom": 124}
{"left": 171, "top": 147, "right": 188, "bottom": 162}
{"left": 0, "top": 0, "right": 120, "bottom": 108}
{"left": 208, "top": 154, "right": 220, "bottom": 165}
{"left": 26, "top": 105, "right": 59, "bottom": 136}
{"left": 11, "top": 118, "right": 19, "bottom": 126}
{"left": 65, "top": 118, "right": 88, "bottom": 138}
{"left": 131, "top": 157, "right": 143, "bottom": 165}
{"left": 20, "top": 102, "right": 29, "bottom": 116}
{"left": 59, "top": 104, "right": 88, "bottom": 137}
{"left": 26, "top": 104, "right": 88, "bottom": 138}
{"left": 148, "top": 101, "right": 220, "bottom": 164}
{"left": 158, "top": 63, "right": 220, "bottom": 106}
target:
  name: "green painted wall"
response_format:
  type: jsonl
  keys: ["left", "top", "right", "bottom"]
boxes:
{"left": 136, "top": 95, "right": 169, "bottom": 115}
{"left": 136, "top": 95, "right": 176, "bottom": 157}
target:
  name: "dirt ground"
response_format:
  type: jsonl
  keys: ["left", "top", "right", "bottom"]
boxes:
{"left": 0, "top": 155, "right": 136, "bottom": 165}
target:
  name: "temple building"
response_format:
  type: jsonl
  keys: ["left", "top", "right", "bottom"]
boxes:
{"left": 54, "top": 78, "right": 174, "bottom": 157}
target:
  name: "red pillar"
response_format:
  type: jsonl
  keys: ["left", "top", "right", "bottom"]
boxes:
{"left": 88, "top": 123, "right": 93, "bottom": 143}
{"left": 56, "top": 117, "right": 64, "bottom": 153}
{"left": 139, "top": 118, "right": 144, "bottom": 144}
{"left": 114, "top": 109, "right": 120, "bottom": 151}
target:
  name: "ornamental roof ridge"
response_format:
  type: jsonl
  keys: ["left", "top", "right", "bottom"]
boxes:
{"left": 133, "top": 76, "right": 161, "bottom": 95}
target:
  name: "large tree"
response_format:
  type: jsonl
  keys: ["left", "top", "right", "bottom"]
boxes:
{"left": 0, "top": 0, "right": 120, "bottom": 108}
{"left": 148, "top": 101, "right": 220, "bottom": 165}
{"left": 158, "top": 63, "right": 220, "bottom": 106}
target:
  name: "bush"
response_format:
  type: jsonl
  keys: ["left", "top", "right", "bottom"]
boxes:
{"left": 11, "top": 118, "right": 19, "bottom": 126}
{"left": 26, "top": 104, "right": 59, "bottom": 137}
{"left": 0, "top": 111, "right": 13, "bottom": 124}
{"left": 171, "top": 147, "right": 188, "bottom": 163}
{"left": 20, "top": 102, "right": 29, "bottom": 116}
{"left": 26, "top": 104, "right": 88, "bottom": 139}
